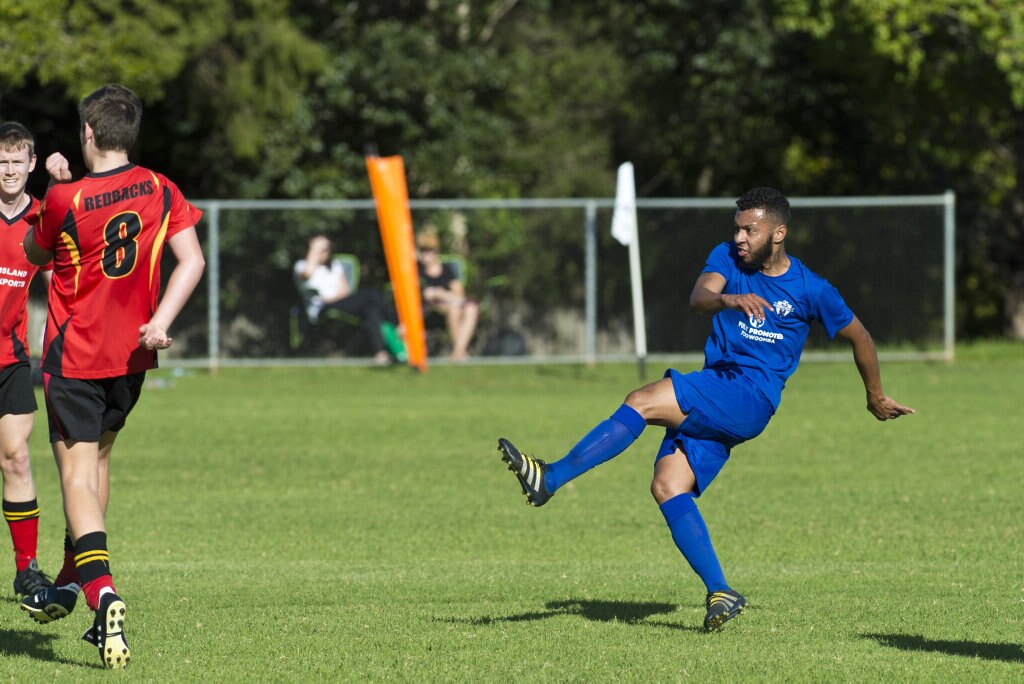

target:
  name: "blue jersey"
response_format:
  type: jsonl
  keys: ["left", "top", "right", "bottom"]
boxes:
{"left": 702, "top": 242, "right": 854, "bottom": 409}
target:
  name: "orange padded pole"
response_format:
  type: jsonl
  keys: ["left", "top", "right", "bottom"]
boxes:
{"left": 366, "top": 155, "right": 427, "bottom": 371}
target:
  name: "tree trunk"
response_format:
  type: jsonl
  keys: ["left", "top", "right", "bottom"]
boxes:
{"left": 1007, "top": 112, "right": 1024, "bottom": 339}
{"left": 1007, "top": 270, "right": 1024, "bottom": 339}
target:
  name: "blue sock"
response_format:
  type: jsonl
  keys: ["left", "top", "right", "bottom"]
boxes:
{"left": 659, "top": 492, "right": 729, "bottom": 593}
{"left": 545, "top": 404, "right": 646, "bottom": 493}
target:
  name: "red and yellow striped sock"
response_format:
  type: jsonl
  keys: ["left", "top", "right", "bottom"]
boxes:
{"left": 3, "top": 499, "right": 40, "bottom": 572}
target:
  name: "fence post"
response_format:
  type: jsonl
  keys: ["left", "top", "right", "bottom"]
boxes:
{"left": 585, "top": 201, "right": 597, "bottom": 364}
{"left": 207, "top": 202, "right": 220, "bottom": 370}
{"left": 943, "top": 189, "right": 956, "bottom": 361}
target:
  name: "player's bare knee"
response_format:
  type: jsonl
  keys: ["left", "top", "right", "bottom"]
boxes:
{"left": 650, "top": 474, "right": 684, "bottom": 505}
{"left": 59, "top": 467, "right": 96, "bottom": 492}
{"left": 624, "top": 387, "right": 654, "bottom": 419}
{"left": 0, "top": 445, "right": 30, "bottom": 477}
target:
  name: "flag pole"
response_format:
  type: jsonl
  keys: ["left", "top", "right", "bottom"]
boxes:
{"left": 611, "top": 162, "right": 647, "bottom": 380}
{"left": 627, "top": 224, "right": 647, "bottom": 379}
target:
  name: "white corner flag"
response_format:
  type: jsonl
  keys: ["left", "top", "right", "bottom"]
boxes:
{"left": 611, "top": 162, "right": 636, "bottom": 246}
{"left": 611, "top": 162, "right": 648, "bottom": 375}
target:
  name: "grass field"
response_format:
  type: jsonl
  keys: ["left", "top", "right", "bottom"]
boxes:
{"left": 1, "top": 343, "right": 1022, "bottom": 680}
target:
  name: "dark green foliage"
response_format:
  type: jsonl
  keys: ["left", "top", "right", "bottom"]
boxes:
{"left": 1, "top": 1, "right": 1021, "bottom": 337}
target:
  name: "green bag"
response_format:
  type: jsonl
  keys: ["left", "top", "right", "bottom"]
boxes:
{"left": 380, "top": 321, "right": 407, "bottom": 362}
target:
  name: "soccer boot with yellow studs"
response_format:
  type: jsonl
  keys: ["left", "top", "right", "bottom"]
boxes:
{"left": 82, "top": 592, "right": 131, "bottom": 669}
{"left": 703, "top": 589, "right": 747, "bottom": 632}
{"left": 497, "top": 438, "right": 552, "bottom": 507}
{"left": 21, "top": 581, "right": 79, "bottom": 623}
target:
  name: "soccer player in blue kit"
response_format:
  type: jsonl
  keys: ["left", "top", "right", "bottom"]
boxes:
{"left": 496, "top": 187, "right": 915, "bottom": 632}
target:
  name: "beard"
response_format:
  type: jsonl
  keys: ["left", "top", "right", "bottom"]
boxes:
{"left": 742, "top": 239, "right": 773, "bottom": 270}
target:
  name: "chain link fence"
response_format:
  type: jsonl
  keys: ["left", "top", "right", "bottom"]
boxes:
{"left": 86, "top": 194, "right": 951, "bottom": 367}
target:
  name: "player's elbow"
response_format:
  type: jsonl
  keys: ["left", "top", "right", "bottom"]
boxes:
{"left": 687, "top": 290, "right": 703, "bottom": 314}
{"left": 186, "top": 252, "right": 206, "bottom": 277}
{"left": 688, "top": 292, "right": 715, "bottom": 317}
{"left": 24, "top": 245, "right": 52, "bottom": 267}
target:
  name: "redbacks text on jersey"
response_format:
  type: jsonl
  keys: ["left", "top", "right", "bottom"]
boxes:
{"left": 0, "top": 196, "right": 51, "bottom": 368}
{"left": 30, "top": 164, "right": 203, "bottom": 379}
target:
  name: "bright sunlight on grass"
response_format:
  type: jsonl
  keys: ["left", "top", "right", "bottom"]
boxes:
{"left": 2, "top": 345, "right": 1021, "bottom": 679}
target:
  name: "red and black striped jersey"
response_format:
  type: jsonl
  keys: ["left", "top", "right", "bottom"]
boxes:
{"left": 30, "top": 164, "right": 202, "bottom": 378}
{"left": 0, "top": 195, "right": 50, "bottom": 368}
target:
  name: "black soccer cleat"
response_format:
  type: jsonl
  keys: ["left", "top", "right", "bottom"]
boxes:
{"left": 13, "top": 558, "right": 52, "bottom": 596}
{"left": 703, "top": 589, "right": 747, "bottom": 632}
{"left": 21, "top": 582, "right": 80, "bottom": 624}
{"left": 83, "top": 592, "right": 131, "bottom": 669}
{"left": 497, "top": 438, "right": 552, "bottom": 507}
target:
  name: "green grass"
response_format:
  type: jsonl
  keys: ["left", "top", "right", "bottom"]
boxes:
{"left": 2, "top": 343, "right": 1022, "bottom": 680}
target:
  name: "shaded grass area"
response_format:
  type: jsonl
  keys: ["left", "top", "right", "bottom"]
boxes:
{"left": 1, "top": 344, "right": 1021, "bottom": 679}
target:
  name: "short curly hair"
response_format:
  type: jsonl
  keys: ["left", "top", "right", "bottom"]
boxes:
{"left": 735, "top": 187, "right": 790, "bottom": 226}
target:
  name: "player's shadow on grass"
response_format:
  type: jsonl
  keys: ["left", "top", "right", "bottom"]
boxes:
{"left": 0, "top": 628, "right": 90, "bottom": 667}
{"left": 448, "top": 599, "right": 702, "bottom": 632}
{"left": 863, "top": 633, "right": 1024, "bottom": 663}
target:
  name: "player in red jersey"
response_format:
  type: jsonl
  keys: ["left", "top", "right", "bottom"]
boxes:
{"left": 20, "top": 84, "right": 205, "bottom": 670}
{"left": 0, "top": 122, "right": 54, "bottom": 600}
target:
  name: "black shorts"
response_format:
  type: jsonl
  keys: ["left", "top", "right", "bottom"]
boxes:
{"left": 0, "top": 362, "right": 37, "bottom": 417}
{"left": 43, "top": 372, "right": 146, "bottom": 443}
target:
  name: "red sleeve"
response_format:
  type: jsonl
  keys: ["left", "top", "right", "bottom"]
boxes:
{"left": 30, "top": 186, "right": 69, "bottom": 253}
{"left": 164, "top": 177, "right": 203, "bottom": 239}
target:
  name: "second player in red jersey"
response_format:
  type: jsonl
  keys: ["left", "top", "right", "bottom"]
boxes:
{"left": 0, "top": 121, "right": 55, "bottom": 601}
{"left": 0, "top": 194, "right": 50, "bottom": 367}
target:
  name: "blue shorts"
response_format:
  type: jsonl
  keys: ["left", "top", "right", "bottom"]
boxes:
{"left": 655, "top": 367, "right": 774, "bottom": 496}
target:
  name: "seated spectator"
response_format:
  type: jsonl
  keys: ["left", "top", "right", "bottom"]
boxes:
{"left": 417, "top": 230, "right": 479, "bottom": 361}
{"left": 294, "top": 234, "right": 398, "bottom": 364}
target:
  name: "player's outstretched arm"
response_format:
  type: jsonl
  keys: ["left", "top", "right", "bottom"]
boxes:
{"left": 138, "top": 227, "right": 205, "bottom": 351}
{"left": 689, "top": 271, "right": 773, "bottom": 321}
{"left": 836, "top": 316, "right": 916, "bottom": 421}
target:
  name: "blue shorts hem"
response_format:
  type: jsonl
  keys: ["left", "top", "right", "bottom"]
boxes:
{"left": 655, "top": 432, "right": 729, "bottom": 497}
{"left": 656, "top": 366, "right": 775, "bottom": 496}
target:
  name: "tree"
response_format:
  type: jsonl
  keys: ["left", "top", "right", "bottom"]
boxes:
{"left": 774, "top": 0, "right": 1024, "bottom": 337}
{"left": 3, "top": 0, "right": 1021, "bottom": 347}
